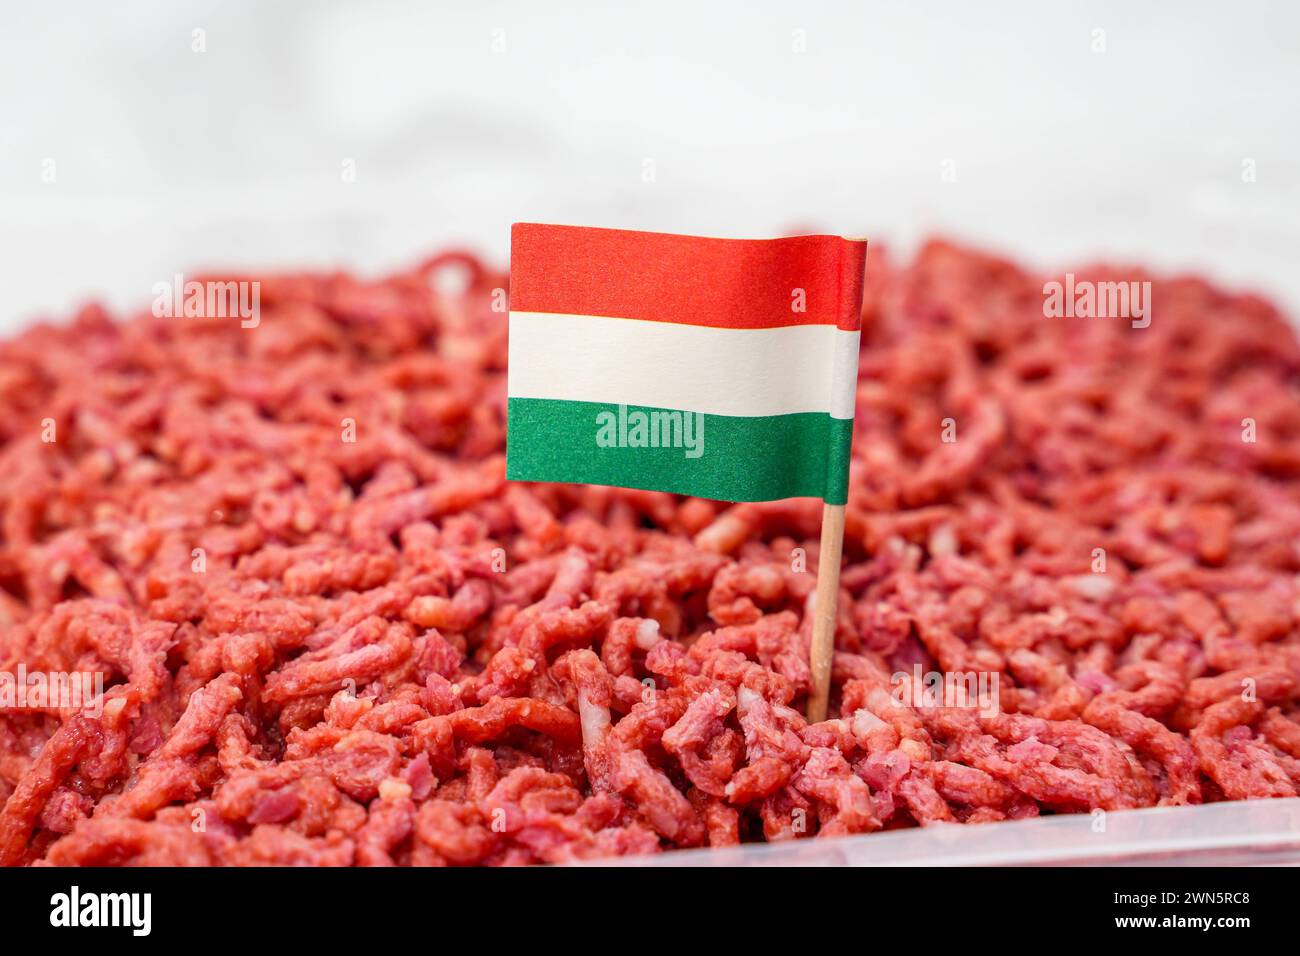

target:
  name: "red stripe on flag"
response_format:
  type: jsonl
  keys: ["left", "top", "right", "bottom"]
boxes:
{"left": 510, "top": 223, "right": 866, "bottom": 331}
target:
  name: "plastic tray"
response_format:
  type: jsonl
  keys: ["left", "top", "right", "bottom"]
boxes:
{"left": 598, "top": 798, "right": 1300, "bottom": 866}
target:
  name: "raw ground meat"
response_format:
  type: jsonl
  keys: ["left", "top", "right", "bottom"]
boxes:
{"left": 2, "top": 240, "right": 1300, "bottom": 866}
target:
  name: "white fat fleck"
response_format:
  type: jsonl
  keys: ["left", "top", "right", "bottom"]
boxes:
{"left": 850, "top": 708, "right": 887, "bottom": 743}
{"left": 634, "top": 618, "right": 662, "bottom": 650}
{"left": 1065, "top": 574, "right": 1115, "bottom": 601}
{"left": 928, "top": 524, "right": 958, "bottom": 557}
{"left": 378, "top": 778, "right": 412, "bottom": 801}
{"left": 577, "top": 690, "right": 611, "bottom": 749}
{"left": 710, "top": 689, "right": 735, "bottom": 717}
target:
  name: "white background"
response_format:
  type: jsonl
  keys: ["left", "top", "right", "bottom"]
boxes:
{"left": 1, "top": 0, "right": 1297, "bottom": 332}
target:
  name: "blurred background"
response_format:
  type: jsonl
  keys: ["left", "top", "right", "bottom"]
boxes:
{"left": 1, "top": 0, "right": 1297, "bottom": 330}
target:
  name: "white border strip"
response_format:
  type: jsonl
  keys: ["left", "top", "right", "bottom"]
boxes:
{"left": 508, "top": 311, "right": 860, "bottom": 419}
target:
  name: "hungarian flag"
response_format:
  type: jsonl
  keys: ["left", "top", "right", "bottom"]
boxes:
{"left": 506, "top": 224, "right": 867, "bottom": 504}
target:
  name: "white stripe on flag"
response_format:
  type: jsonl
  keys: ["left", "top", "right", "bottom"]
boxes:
{"left": 508, "top": 311, "right": 860, "bottom": 419}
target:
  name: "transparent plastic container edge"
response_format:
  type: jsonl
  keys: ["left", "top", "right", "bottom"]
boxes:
{"left": 582, "top": 798, "right": 1300, "bottom": 866}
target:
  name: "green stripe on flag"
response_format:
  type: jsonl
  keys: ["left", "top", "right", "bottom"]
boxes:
{"left": 507, "top": 398, "right": 852, "bottom": 504}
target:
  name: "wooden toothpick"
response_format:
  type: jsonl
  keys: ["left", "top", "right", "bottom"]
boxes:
{"left": 807, "top": 501, "right": 845, "bottom": 723}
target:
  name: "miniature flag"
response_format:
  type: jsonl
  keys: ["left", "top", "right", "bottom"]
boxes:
{"left": 506, "top": 224, "right": 867, "bottom": 503}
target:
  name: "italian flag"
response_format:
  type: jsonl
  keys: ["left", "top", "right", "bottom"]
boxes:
{"left": 506, "top": 224, "right": 867, "bottom": 504}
